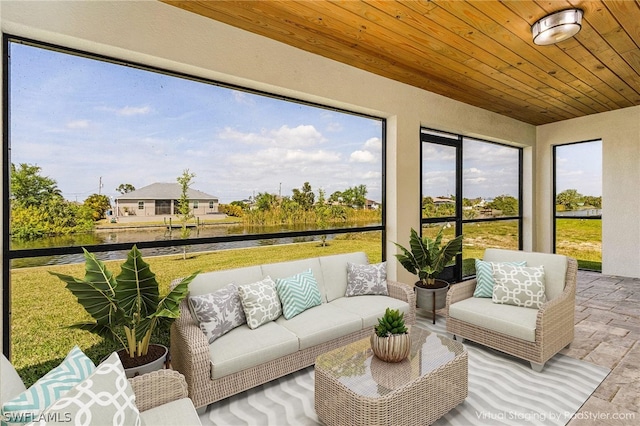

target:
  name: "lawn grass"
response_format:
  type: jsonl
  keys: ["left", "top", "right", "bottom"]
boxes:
{"left": 11, "top": 232, "right": 382, "bottom": 386}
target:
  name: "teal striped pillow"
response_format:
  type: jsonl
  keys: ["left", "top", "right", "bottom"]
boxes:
{"left": 1, "top": 346, "right": 95, "bottom": 425}
{"left": 473, "top": 259, "right": 527, "bottom": 298}
{"left": 276, "top": 269, "right": 322, "bottom": 320}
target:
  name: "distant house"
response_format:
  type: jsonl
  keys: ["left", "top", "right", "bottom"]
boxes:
{"left": 365, "top": 199, "right": 380, "bottom": 210}
{"left": 115, "top": 183, "right": 219, "bottom": 217}
{"left": 432, "top": 197, "right": 455, "bottom": 205}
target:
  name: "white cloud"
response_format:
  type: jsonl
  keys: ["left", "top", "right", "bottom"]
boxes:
{"left": 325, "top": 122, "right": 343, "bottom": 132}
{"left": 350, "top": 150, "right": 376, "bottom": 163}
{"left": 364, "top": 137, "right": 382, "bottom": 151}
{"left": 233, "top": 92, "right": 256, "bottom": 106}
{"left": 218, "top": 124, "right": 325, "bottom": 148}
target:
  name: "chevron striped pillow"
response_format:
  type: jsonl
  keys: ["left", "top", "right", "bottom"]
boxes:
{"left": 275, "top": 269, "right": 322, "bottom": 320}
{"left": 1, "top": 346, "right": 95, "bottom": 425}
{"left": 473, "top": 259, "right": 527, "bottom": 298}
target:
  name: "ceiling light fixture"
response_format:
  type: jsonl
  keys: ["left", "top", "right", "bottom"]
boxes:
{"left": 532, "top": 9, "right": 583, "bottom": 46}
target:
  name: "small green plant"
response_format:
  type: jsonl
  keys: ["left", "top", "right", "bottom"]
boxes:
{"left": 374, "top": 308, "right": 408, "bottom": 337}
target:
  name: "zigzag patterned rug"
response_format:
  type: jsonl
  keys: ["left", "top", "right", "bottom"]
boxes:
{"left": 200, "top": 316, "right": 609, "bottom": 426}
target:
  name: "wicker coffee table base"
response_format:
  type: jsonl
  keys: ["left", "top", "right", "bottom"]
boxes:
{"left": 315, "top": 336, "right": 468, "bottom": 426}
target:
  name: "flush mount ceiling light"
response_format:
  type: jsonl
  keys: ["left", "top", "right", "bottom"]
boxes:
{"left": 532, "top": 9, "right": 583, "bottom": 46}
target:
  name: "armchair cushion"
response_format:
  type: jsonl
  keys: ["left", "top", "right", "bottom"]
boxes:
{"left": 473, "top": 259, "right": 526, "bottom": 298}
{"left": 448, "top": 297, "right": 538, "bottom": 342}
{"left": 492, "top": 264, "right": 547, "bottom": 309}
{"left": 483, "top": 249, "right": 568, "bottom": 300}
{"left": 139, "top": 398, "right": 200, "bottom": 425}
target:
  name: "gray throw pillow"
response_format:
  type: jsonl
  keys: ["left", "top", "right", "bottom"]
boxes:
{"left": 238, "top": 277, "right": 282, "bottom": 329}
{"left": 345, "top": 262, "right": 388, "bottom": 297}
{"left": 492, "top": 264, "right": 547, "bottom": 309}
{"left": 189, "top": 283, "right": 247, "bottom": 344}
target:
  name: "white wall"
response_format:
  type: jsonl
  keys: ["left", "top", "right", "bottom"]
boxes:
{"left": 0, "top": 0, "right": 544, "bottom": 353}
{"left": 537, "top": 106, "right": 640, "bottom": 278}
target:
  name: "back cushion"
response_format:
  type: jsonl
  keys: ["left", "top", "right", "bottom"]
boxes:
{"left": 483, "top": 248, "right": 568, "bottom": 300}
{"left": 188, "top": 265, "right": 263, "bottom": 297}
{"left": 319, "top": 252, "right": 368, "bottom": 302}
{"left": 261, "top": 258, "right": 326, "bottom": 302}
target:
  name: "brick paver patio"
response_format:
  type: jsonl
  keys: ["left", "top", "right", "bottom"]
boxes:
{"left": 564, "top": 271, "right": 639, "bottom": 425}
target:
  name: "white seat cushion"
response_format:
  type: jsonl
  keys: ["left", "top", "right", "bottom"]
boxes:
{"left": 329, "top": 295, "right": 410, "bottom": 328}
{"left": 449, "top": 297, "right": 539, "bottom": 342}
{"left": 275, "top": 303, "right": 362, "bottom": 350}
{"left": 209, "top": 322, "right": 298, "bottom": 379}
{"left": 140, "top": 398, "right": 202, "bottom": 425}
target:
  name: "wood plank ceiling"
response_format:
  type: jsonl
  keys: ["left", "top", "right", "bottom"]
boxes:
{"left": 162, "top": 0, "right": 640, "bottom": 126}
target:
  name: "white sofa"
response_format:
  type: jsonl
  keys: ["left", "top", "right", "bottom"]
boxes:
{"left": 170, "top": 251, "right": 416, "bottom": 411}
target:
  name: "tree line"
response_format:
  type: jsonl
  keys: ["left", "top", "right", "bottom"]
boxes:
{"left": 422, "top": 194, "right": 519, "bottom": 218}
{"left": 10, "top": 164, "right": 111, "bottom": 240}
{"left": 220, "top": 182, "right": 379, "bottom": 229}
{"left": 555, "top": 189, "right": 602, "bottom": 211}
{"left": 10, "top": 164, "right": 380, "bottom": 241}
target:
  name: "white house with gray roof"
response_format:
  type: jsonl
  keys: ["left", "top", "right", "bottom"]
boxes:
{"left": 114, "top": 183, "right": 219, "bottom": 217}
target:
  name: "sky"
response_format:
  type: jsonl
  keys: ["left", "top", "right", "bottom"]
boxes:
{"left": 9, "top": 43, "right": 383, "bottom": 204}
{"left": 10, "top": 42, "right": 602, "bottom": 205}
{"left": 423, "top": 138, "right": 602, "bottom": 200}
{"left": 555, "top": 140, "right": 602, "bottom": 197}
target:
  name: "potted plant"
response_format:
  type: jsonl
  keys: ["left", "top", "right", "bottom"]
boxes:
{"left": 50, "top": 245, "right": 199, "bottom": 377}
{"left": 394, "top": 226, "right": 463, "bottom": 319}
{"left": 370, "top": 308, "right": 410, "bottom": 363}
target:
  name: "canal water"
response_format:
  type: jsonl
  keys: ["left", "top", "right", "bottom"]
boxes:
{"left": 10, "top": 223, "right": 371, "bottom": 268}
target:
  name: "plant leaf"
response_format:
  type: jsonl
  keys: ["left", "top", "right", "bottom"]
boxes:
{"left": 50, "top": 248, "right": 122, "bottom": 327}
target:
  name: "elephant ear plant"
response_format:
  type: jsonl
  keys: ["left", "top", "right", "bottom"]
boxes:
{"left": 51, "top": 245, "right": 199, "bottom": 360}
{"left": 394, "top": 226, "right": 463, "bottom": 288}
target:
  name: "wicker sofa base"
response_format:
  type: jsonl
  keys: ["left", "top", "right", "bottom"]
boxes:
{"left": 172, "top": 326, "right": 376, "bottom": 409}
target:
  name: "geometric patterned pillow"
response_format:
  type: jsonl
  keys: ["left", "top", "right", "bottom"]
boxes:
{"left": 2, "top": 346, "right": 95, "bottom": 425}
{"left": 238, "top": 277, "right": 282, "bottom": 330}
{"left": 345, "top": 262, "right": 388, "bottom": 297}
{"left": 29, "top": 352, "right": 141, "bottom": 426}
{"left": 473, "top": 259, "right": 527, "bottom": 298}
{"left": 492, "top": 264, "right": 547, "bottom": 309}
{"left": 189, "top": 283, "right": 247, "bottom": 344}
{"left": 275, "top": 269, "right": 322, "bottom": 320}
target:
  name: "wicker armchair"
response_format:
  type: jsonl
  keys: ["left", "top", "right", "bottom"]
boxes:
{"left": 446, "top": 249, "right": 577, "bottom": 372}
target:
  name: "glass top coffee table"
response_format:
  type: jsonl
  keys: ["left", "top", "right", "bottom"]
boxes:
{"left": 315, "top": 326, "right": 467, "bottom": 426}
